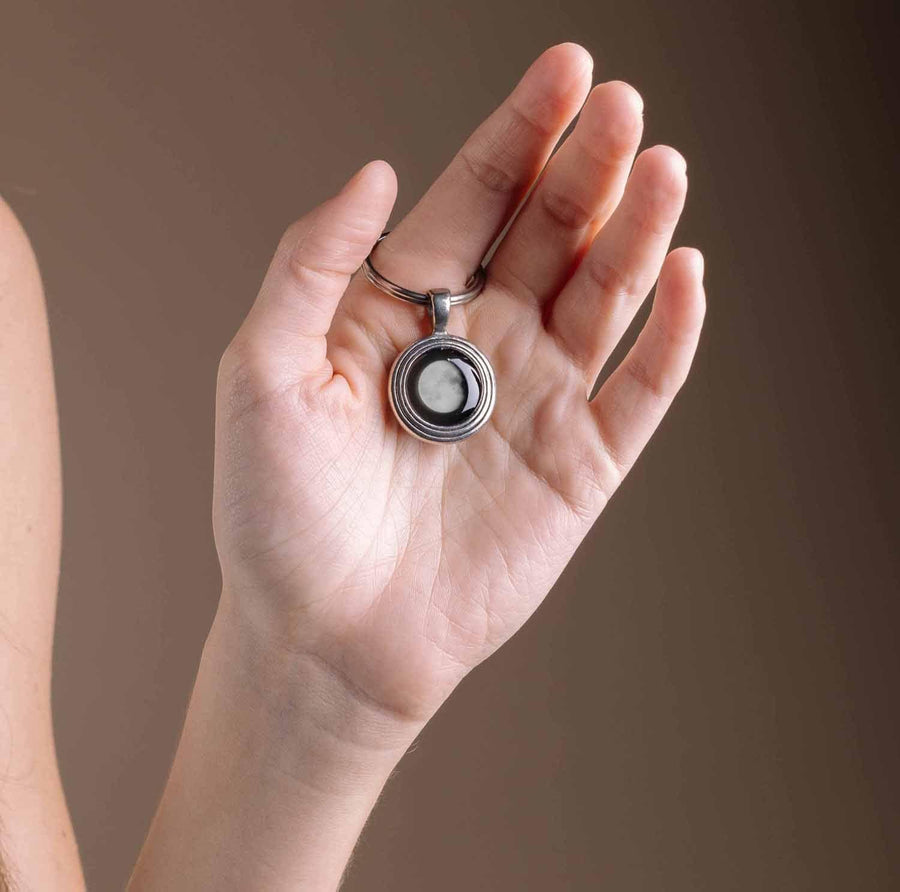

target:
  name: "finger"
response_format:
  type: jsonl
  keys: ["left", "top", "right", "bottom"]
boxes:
{"left": 369, "top": 43, "right": 593, "bottom": 294}
{"left": 591, "top": 247, "right": 705, "bottom": 484}
{"left": 549, "top": 145, "right": 687, "bottom": 388}
{"left": 242, "top": 159, "right": 397, "bottom": 369}
{"left": 486, "top": 80, "right": 643, "bottom": 309}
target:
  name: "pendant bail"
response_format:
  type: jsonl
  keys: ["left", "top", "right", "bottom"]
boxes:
{"left": 429, "top": 288, "right": 452, "bottom": 335}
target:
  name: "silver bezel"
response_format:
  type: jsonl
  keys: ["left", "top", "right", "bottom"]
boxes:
{"left": 388, "top": 334, "right": 496, "bottom": 443}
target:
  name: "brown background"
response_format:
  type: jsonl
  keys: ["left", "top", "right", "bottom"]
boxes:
{"left": 3, "top": 0, "right": 899, "bottom": 889}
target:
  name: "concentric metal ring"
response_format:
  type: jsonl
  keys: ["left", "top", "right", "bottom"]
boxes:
{"left": 362, "top": 231, "right": 487, "bottom": 306}
{"left": 388, "top": 334, "right": 496, "bottom": 443}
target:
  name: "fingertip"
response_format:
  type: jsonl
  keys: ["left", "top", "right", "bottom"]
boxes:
{"left": 334, "top": 160, "right": 399, "bottom": 245}
{"left": 671, "top": 245, "right": 704, "bottom": 280}
{"left": 525, "top": 42, "right": 594, "bottom": 102}
{"left": 581, "top": 80, "right": 645, "bottom": 159}
{"left": 362, "top": 158, "right": 398, "bottom": 189}
{"left": 599, "top": 79, "right": 643, "bottom": 116}
{"left": 548, "top": 41, "right": 594, "bottom": 79}
{"left": 659, "top": 247, "right": 707, "bottom": 331}
{"left": 639, "top": 144, "right": 687, "bottom": 179}
{"left": 344, "top": 158, "right": 398, "bottom": 200}
{"left": 628, "top": 145, "right": 689, "bottom": 221}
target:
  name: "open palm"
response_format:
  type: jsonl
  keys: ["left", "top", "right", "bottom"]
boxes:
{"left": 212, "top": 44, "right": 705, "bottom": 725}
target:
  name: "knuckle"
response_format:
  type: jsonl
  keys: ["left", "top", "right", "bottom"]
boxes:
{"left": 540, "top": 187, "right": 594, "bottom": 231}
{"left": 217, "top": 334, "right": 284, "bottom": 413}
{"left": 598, "top": 126, "right": 641, "bottom": 166}
{"left": 331, "top": 214, "right": 384, "bottom": 251}
{"left": 282, "top": 212, "right": 372, "bottom": 292}
{"left": 584, "top": 255, "right": 634, "bottom": 303}
{"left": 626, "top": 190, "right": 683, "bottom": 238}
{"left": 457, "top": 144, "right": 519, "bottom": 195}
{"left": 507, "top": 94, "right": 558, "bottom": 140}
{"left": 278, "top": 217, "right": 308, "bottom": 256}
{"left": 625, "top": 350, "right": 680, "bottom": 401}
{"left": 624, "top": 353, "right": 662, "bottom": 398}
{"left": 287, "top": 251, "right": 341, "bottom": 294}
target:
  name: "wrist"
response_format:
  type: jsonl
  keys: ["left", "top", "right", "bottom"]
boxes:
{"left": 209, "top": 591, "right": 424, "bottom": 794}
{"left": 130, "top": 592, "right": 424, "bottom": 891}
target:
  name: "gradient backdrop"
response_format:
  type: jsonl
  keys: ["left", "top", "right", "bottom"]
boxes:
{"left": 2, "top": 1, "right": 898, "bottom": 889}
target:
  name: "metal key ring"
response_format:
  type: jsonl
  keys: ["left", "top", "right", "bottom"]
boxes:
{"left": 361, "top": 231, "right": 487, "bottom": 306}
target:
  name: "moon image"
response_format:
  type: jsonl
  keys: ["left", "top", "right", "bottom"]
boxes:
{"left": 415, "top": 358, "right": 466, "bottom": 414}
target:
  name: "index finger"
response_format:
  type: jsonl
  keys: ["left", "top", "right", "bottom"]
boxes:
{"left": 369, "top": 43, "right": 593, "bottom": 296}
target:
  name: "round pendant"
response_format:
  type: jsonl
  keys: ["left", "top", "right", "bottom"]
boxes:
{"left": 388, "top": 289, "right": 495, "bottom": 443}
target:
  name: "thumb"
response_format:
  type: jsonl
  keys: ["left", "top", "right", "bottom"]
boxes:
{"left": 244, "top": 159, "right": 397, "bottom": 366}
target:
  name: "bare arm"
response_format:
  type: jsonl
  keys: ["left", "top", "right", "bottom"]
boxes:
{"left": 0, "top": 198, "right": 84, "bottom": 891}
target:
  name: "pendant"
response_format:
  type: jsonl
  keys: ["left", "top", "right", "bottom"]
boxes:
{"left": 388, "top": 289, "right": 496, "bottom": 443}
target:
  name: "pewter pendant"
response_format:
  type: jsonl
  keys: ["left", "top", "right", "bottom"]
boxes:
{"left": 388, "top": 289, "right": 495, "bottom": 443}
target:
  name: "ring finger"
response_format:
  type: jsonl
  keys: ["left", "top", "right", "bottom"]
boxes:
{"left": 550, "top": 144, "right": 689, "bottom": 388}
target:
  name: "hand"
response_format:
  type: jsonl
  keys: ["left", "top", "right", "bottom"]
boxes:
{"left": 213, "top": 43, "right": 705, "bottom": 734}
{"left": 130, "top": 43, "right": 707, "bottom": 891}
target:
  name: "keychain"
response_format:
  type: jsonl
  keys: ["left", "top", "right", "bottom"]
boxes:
{"left": 362, "top": 231, "right": 496, "bottom": 443}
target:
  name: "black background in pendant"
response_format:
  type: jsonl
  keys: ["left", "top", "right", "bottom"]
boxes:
{"left": 407, "top": 346, "right": 482, "bottom": 427}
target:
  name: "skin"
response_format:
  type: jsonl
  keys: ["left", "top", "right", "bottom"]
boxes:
{"left": 0, "top": 197, "right": 85, "bottom": 890}
{"left": 128, "top": 42, "right": 706, "bottom": 890}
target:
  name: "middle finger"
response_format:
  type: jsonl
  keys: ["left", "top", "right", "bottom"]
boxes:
{"left": 484, "top": 80, "right": 643, "bottom": 311}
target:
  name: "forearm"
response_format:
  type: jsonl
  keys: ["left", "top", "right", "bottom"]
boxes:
{"left": 128, "top": 593, "right": 422, "bottom": 891}
{"left": 0, "top": 198, "right": 84, "bottom": 891}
